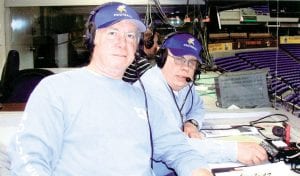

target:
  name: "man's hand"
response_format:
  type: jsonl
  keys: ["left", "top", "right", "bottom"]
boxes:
{"left": 191, "top": 168, "right": 213, "bottom": 176}
{"left": 183, "top": 122, "right": 204, "bottom": 139}
{"left": 237, "top": 142, "right": 268, "bottom": 165}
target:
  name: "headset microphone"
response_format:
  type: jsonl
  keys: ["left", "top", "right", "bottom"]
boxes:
{"left": 272, "top": 126, "right": 285, "bottom": 137}
{"left": 186, "top": 77, "right": 192, "bottom": 83}
{"left": 272, "top": 123, "right": 291, "bottom": 144}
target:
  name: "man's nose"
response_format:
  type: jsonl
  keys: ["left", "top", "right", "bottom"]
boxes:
{"left": 116, "top": 33, "right": 127, "bottom": 47}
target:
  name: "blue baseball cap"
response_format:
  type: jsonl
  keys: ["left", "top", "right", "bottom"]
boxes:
{"left": 162, "top": 33, "right": 203, "bottom": 63}
{"left": 93, "top": 2, "right": 146, "bottom": 32}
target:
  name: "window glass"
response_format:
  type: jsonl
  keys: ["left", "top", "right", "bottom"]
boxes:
{"left": 9, "top": 6, "right": 94, "bottom": 69}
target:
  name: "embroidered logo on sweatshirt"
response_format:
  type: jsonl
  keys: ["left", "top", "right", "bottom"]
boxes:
{"left": 134, "top": 107, "right": 147, "bottom": 120}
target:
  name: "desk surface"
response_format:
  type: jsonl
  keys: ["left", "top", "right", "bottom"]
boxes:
{"left": 0, "top": 109, "right": 299, "bottom": 175}
{"left": 0, "top": 71, "right": 299, "bottom": 175}
{"left": 203, "top": 108, "right": 300, "bottom": 143}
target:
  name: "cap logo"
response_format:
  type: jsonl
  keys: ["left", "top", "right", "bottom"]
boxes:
{"left": 187, "top": 38, "right": 195, "bottom": 46}
{"left": 114, "top": 5, "right": 132, "bottom": 18}
{"left": 117, "top": 5, "right": 127, "bottom": 13}
{"left": 183, "top": 38, "right": 197, "bottom": 51}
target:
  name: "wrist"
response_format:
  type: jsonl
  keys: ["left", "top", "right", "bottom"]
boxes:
{"left": 185, "top": 119, "right": 199, "bottom": 129}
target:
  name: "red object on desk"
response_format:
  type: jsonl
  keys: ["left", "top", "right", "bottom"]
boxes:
{"left": 284, "top": 122, "right": 291, "bottom": 145}
{"left": 0, "top": 103, "right": 26, "bottom": 111}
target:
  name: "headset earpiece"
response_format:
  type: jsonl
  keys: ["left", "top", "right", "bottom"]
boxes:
{"left": 144, "top": 28, "right": 156, "bottom": 49}
{"left": 155, "top": 31, "right": 190, "bottom": 68}
{"left": 272, "top": 126, "right": 285, "bottom": 137}
{"left": 193, "top": 64, "right": 202, "bottom": 81}
{"left": 144, "top": 37, "right": 154, "bottom": 49}
{"left": 155, "top": 31, "right": 179, "bottom": 68}
{"left": 84, "top": 4, "right": 111, "bottom": 52}
{"left": 194, "top": 49, "right": 204, "bottom": 80}
{"left": 84, "top": 20, "right": 96, "bottom": 52}
{"left": 155, "top": 48, "right": 167, "bottom": 68}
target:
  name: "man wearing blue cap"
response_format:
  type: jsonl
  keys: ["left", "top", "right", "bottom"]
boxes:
{"left": 8, "top": 2, "right": 212, "bottom": 176}
{"left": 134, "top": 32, "right": 267, "bottom": 175}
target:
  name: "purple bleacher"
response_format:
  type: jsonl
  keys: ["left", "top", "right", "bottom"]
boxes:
{"left": 257, "top": 63, "right": 295, "bottom": 69}
{"left": 215, "top": 49, "right": 300, "bottom": 93}
{"left": 228, "top": 64, "right": 255, "bottom": 72}
{"left": 276, "top": 86, "right": 290, "bottom": 96}
{"left": 281, "top": 69, "right": 300, "bottom": 74}
{"left": 276, "top": 76, "right": 299, "bottom": 84}
{"left": 219, "top": 61, "right": 251, "bottom": 70}
{"left": 270, "top": 82, "right": 289, "bottom": 93}
{"left": 282, "top": 93, "right": 300, "bottom": 108}
{"left": 280, "top": 44, "right": 300, "bottom": 51}
{"left": 245, "top": 58, "right": 295, "bottom": 64}
{"left": 214, "top": 56, "right": 250, "bottom": 72}
{"left": 291, "top": 96, "right": 300, "bottom": 104}
{"left": 283, "top": 94, "right": 297, "bottom": 102}
{"left": 215, "top": 59, "right": 246, "bottom": 67}
{"left": 214, "top": 56, "right": 239, "bottom": 64}
{"left": 264, "top": 67, "right": 299, "bottom": 76}
{"left": 256, "top": 65, "right": 270, "bottom": 69}
{"left": 251, "top": 5, "right": 269, "bottom": 15}
{"left": 270, "top": 79, "right": 283, "bottom": 85}
{"left": 271, "top": 82, "right": 287, "bottom": 88}
{"left": 277, "top": 71, "right": 300, "bottom": 77}
{"left": 293, "top": 79, "right": 300, "bottom": 83}
{"left": 280, "top": 44, "right": 300, "bottom": 61}
{"left": 279, "top": 75, "right": 300, "bottom": 81}
{"left": 238, "top": 50, "right": 299, "bottom": 91}
{"left": 291, "top": 82, "right": 300, "bottom": 88}
{"left": 294, "top": 80, "right": 300, "bottom": 86}
{"left": 238, "top": 50, "right": 284, "bottom": 56}
{"left": 241, "top": 59, "right": 296, "bottom": 68}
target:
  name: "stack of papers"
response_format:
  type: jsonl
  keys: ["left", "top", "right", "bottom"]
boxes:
{"left": 212, "top": 161, "right": 293, "bottom": 176}
{"left": 201, "top": 125, "right": 259, "bottom": 138}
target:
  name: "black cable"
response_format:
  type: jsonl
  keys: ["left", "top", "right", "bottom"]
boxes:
{"left": 249, "top": 113, "right": 289, "bottom": 126}
{"left": 200, "top": 113, "right": 288, "bottom": 135}
{"left": 185, "top": 84, "right": 194, "bottom": 116}
{"left": 256, "top": 128, "right": 277, "bottom": 140}
{"left": 180, "top": 83, "right": 194, "bottom": 114}
{"left": 291, "top": 164, "right": 300, "bottom": 174}
{"left": 169, "top": 85, "right": 184, "bottom": 130}
{"left": 134, "top": 53, "right": 154, "bottom": 168}
{"left": 249, "top": 113, "right": 289, "bottom": 140}
{"left": 168, "top": 83, "right": 193, "bottom": 130}
{"left": 292, "top": 169, "right": 300, "bottom": 174}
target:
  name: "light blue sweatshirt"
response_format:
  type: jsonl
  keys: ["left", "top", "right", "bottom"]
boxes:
{"left": 135, "top": 66, "right": 237, "bottom": 175}
{"left": 8, "top": 67, "right": 207, "bottom": 176}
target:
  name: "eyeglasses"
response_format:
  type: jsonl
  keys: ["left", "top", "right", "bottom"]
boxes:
{"left": 168, "top": 54, "right": 198, "bottom": 69}
{"left": 104, "top": 28, "right": 140, "bottom": 43}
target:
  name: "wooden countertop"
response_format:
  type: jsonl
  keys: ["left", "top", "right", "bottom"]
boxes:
{"left": 0, "top": 103, "right": 26, "bottom": 111}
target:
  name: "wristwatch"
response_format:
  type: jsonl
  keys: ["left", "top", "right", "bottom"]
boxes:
{"left": 185, "top": 119, "right": 199, "bottom": 128}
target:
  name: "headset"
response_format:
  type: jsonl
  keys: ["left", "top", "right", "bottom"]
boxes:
{"left": 144, "top": 28, "right": 156, "bottom": 49}
{"left": 84, "top": 2, "right": 122, "bottom": 52}
{"left": 155, "top": 31, "right": 202, "bottom": 80}
{"left": 84, "top": 5, "right": 102, "bottom": 52}
{"left": 156, "top": 31, "right": 182, "bottom": 68}
{"left": 272, "top": 122, "right": 291, "bottom": 143}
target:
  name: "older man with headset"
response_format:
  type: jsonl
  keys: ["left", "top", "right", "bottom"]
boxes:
{"left": 134, "top": 32, "right": 267, "bottom": 175}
